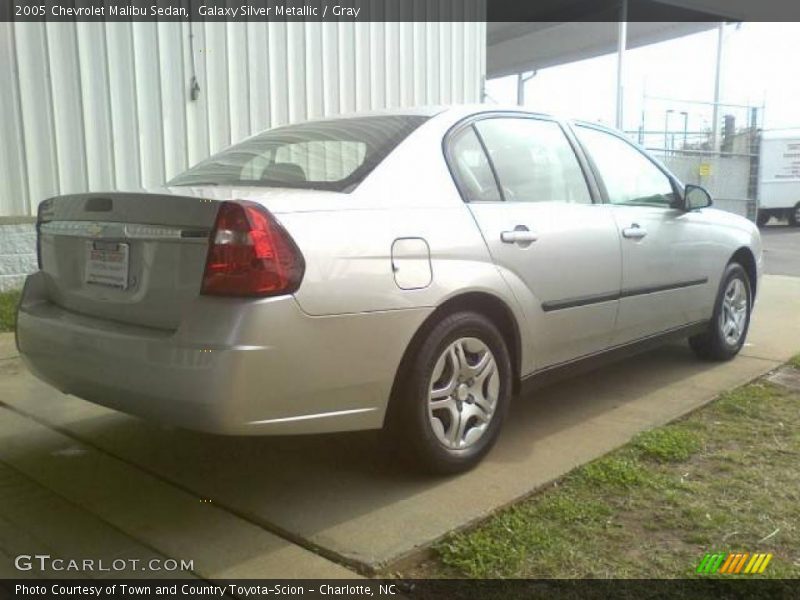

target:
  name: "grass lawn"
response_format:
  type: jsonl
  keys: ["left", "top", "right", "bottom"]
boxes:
{"left": 0, "top": 289, "right": 21, "bottom": 333}
{"left": 407, "top": 360, "right": 800, "bottom": 580}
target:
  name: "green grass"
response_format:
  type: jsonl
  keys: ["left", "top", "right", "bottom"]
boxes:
{"left": 407, "top": 358, "right": 800, "bottom": 580}
{"left": 0, "top": 289, "right": 21, "bottom": 333}
{"left": 633, "top": 427, "right": 701, "bottom": 463}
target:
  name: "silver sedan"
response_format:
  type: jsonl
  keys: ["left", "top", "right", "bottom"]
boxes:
{"left": 16, "top": 106, "right": 762, "bottom": 473}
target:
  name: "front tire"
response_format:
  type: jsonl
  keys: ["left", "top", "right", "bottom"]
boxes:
{"left": 689, "top": 263, "right": 752, "bottom": 361}
{"left": 388, "top": 311, "right": 512, "bottom": 474}
{"left": 756, "top": 210, "right": 770, "bottom": 228}
{"left": 789, "top": 203, "right": 800, "bottom": 227}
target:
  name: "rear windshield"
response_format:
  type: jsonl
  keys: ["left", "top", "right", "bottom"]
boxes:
{"left": 168, "top": 115, "right": 428, "bottom": 192}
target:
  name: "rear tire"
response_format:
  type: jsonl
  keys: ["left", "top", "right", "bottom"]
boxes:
{"left": 387, "top": 311, "right": 512, "bottom": 475}
{"left": 689, "top": 263, "right": 752, "bottom": 361}
{"left": 756, "top": 210, "right": 770, "bottom": 228}
{"left": 789, "top": 203, "right": 800, "bottom": 227}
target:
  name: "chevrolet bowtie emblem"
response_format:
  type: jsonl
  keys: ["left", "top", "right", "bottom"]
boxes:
{"left": 86, "top": 223, "right": 104, "bottom": 237}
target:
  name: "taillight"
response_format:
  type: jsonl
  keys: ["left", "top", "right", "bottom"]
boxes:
{"left": 201, "top": 201, "right": 305, "bottom": 297}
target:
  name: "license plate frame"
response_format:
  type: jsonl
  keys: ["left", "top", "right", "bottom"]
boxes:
{"left": 85, "top": 241, "right": 130, "bottom": 290}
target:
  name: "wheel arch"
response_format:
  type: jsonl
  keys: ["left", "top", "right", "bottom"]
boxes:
{"left": 730, "top": 246, "right": 758, "bottom": 300}
{"left": 384, "top": 291, "right": 523, "bottom": 426}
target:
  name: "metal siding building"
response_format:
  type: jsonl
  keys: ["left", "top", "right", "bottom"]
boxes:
{"left": 0, "top": 21, "right": 486, "bottom": 217}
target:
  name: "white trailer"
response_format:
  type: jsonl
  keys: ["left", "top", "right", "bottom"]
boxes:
{"left": 757, "top": 129, "right": 800, "bottom": 226}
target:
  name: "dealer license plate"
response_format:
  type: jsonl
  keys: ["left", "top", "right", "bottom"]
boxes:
{"left": 85, "top": 241, "right": 130, "bottom": 290}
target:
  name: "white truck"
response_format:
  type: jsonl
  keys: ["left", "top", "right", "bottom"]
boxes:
{"left": 757, "top": 129, "right": 800, "bottom": 227}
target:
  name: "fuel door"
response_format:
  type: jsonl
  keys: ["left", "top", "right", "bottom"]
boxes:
{"left": 391, "top": 237, "right": 432, "bottom": 290}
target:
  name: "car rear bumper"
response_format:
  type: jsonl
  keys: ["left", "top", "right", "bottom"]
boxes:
{"left": 16, "top": 271, "right": 429, "bottom": 435}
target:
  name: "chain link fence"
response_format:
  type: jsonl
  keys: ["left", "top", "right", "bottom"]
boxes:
{"left": 626, "top": 98, "right": 763, "bottom": 221}
{"left": 650, "top": 148, "right": 757, "bottom": 221}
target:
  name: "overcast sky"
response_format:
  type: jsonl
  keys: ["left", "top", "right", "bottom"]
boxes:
{"left": 485, "top": 22, "right": 800, "bottom": 140}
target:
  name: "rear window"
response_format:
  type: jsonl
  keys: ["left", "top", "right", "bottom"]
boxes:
{"left": 168, "top": 115, "right": 428, "bottom": 192}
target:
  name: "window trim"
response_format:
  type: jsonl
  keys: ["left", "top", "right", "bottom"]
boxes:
{"left": 442, "top": 111, "right": 602, "bottom": 205}
{"left": 472, "top": 124, "right": 506, "bottom": 202}
{"left": 445, "top": 124, "right": 504, "bottom": 203}
{"left": 569, "top": 121, "right": 685, "bottom": 209}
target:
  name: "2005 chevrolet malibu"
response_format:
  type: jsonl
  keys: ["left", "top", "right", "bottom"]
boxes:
{"left": 16, "top": 106, "right": 762, "bottom": 473}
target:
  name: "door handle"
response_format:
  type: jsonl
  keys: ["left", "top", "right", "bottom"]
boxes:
{"left": 622, "top": 224, "right": 647, "bottom": 239}
{"left": 500, "top": 227, "right": 538, "bottom": 245}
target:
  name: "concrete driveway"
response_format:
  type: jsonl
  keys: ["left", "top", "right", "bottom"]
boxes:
{"left": 0, "top": 274, "right": 798, "bottom": 577}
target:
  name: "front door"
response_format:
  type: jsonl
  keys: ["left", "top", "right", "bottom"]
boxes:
{"left": 448, "top": 116, "right": 622, "bottom": 371}
{"left": 573, "top": 124, "right": 710, "bottom": 345}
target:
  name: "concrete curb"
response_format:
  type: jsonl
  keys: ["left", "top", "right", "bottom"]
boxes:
{"left": 0, "top": 332, "right": 18, "bottom": 361}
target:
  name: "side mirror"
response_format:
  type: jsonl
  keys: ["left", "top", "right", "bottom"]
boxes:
{"left": 684, "top": 184, "right": 712, "bottom": 211}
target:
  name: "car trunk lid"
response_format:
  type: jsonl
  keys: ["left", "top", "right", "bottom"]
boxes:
{"left": 37, "top": 191, "right": 219, "bottom": 331}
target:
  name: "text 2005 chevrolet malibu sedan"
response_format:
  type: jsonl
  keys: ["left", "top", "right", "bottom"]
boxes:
{"left": 16, "top": 106, "right": 762, "bottom": 473}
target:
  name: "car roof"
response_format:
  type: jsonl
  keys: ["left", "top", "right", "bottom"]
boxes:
{"left": 433, "top": 105, "right": 618, "bottom": 131}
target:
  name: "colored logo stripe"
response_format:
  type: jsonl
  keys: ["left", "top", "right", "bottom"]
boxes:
{"left": 755, "top": 553, "right": 773, "bottom": 574}
{"left": 697, "top": 552, "right": 773, "bottom": 574}
{"left": 696, "top": 553, "right": 726, "bottom": 574}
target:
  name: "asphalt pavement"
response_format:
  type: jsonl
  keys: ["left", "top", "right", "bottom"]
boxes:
{"left": 761, "top": 222, "right": 800, "bottom": 277}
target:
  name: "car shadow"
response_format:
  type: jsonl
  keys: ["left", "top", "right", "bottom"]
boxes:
{"left": 1, "top": 341, "right": 728, "bottom": 562}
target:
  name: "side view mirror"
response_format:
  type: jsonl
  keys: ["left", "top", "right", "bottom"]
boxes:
{"left": 684, "top": 184, "right": 713, "bottom": 211}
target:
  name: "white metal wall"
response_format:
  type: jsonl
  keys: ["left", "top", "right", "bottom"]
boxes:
{"left": 0, "top": 21, "right": 486, "bottom": 216}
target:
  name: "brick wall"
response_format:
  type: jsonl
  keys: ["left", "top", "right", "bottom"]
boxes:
{"left": 0, "top": 218, "right": 37, "bottom": 292}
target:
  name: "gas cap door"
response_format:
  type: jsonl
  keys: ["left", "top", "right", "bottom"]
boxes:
{"left": 391, "top": 238, "right": 432, "bottom": 290}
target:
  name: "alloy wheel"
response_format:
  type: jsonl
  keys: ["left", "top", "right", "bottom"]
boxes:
{"left": 719, "top": 277, "right": 748, "bottom": 346}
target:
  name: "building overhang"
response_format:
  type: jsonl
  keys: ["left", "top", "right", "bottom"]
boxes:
{"left": 486, "top": 0, "right": 798, "bottom": 79}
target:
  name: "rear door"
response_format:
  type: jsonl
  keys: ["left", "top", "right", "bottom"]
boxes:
{"left": 449, "top": 115, "right": 622, "bottom": 369}
{"left": 573, "top": 124, "right": 711, "bottom": 345}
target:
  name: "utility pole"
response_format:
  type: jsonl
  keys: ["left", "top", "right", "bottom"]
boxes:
{"left": 681, "top": 111, "right": 689, "bottom": 149}
{"left": 665, "top": 110, "right": 673, "bottom": 153}
{"left": 616, "top": 0, "right": 628, "bottom": 129}
{"left": 639, "top": 82, "right": 647, "bottom": 145}
{"left": 711, "top": 22, "right": 724, "bottom": 151}
{"left": 516, "top": 71, "right": 537, "bottom": 106}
